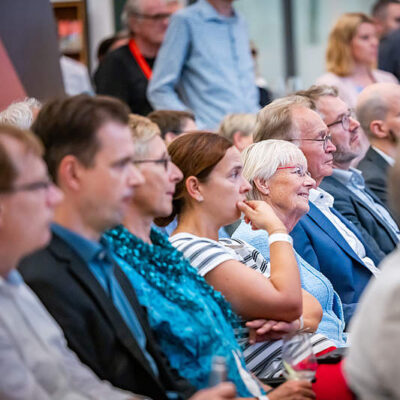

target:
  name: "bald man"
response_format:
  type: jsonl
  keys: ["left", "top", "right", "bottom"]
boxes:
{"left": 356, "top": 82, "right": 400, "bottom": 207}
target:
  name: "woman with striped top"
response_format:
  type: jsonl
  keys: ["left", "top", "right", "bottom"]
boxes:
{"left": 165, "top": 133, "right": 335, "bottom": 379}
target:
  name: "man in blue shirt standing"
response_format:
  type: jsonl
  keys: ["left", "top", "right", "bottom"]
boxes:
{"left": 147, "top": 0, "right": 260, "bottom": 129}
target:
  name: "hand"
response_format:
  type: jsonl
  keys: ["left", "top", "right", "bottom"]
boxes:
{"left": 268, "top": 380, "right": 315, "bottom": 400}
{"left": 247, "top": 319, "right": 301, "bottom": 344}
{"left": 189, "top": 382, "right": 236, "bottom": 399}
{"left": 237, "top": 200, "right": 286, "bottom": 234}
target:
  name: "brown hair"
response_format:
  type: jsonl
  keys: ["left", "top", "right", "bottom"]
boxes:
{"left": 0, "top": 123, "right": 43, "bottom": 192}
{"left": 326, "top": 13, "right": 375, "bottom": 76}
{"left": 32, "top": 94, "right": 130, "bottom": 182}
{"left": 147, "top": 110, "right": 195, "bottom": 139}
{"left": 155, "top": 132, "right": 232, "bottom": 226}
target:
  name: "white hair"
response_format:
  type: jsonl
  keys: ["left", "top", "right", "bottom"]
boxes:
{"left": 241, "top": 139, "right": 307, "bottom": 201}
{"left": 0, "top": 98, "right": 41, "bottom": 130}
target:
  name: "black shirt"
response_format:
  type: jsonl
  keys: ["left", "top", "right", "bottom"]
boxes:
{"left": 94, "top": 45, "right": 154, "bottom": 115}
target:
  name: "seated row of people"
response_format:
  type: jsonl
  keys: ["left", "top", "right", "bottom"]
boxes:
{"left": 0, "top": 95, "right": 316, "bottom": 399}
{"left": 1, "top": 79, "right": 398, "bottom": 399}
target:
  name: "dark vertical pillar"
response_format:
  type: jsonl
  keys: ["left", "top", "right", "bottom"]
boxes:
{"left": 0, "top": 0, "right": 65, "bottom": 104}
{"left": 282, "top": 0, "right": 297, "bottom": 80}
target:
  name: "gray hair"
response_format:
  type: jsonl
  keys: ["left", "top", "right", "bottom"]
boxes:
{"left": 0, "top": 98, "right": 41, "bottom": 130}
{"left": 218, "top": 113, "right": 257, "bottom": 141}
{"left": 254, "top": 95, "right": 312, "bottom": 143}
{"left": 241, "top": 139, "right": 307, "bottom": 201}
{"left": 128, "top": 114, "right": 161, "bottom": 157}
{"left": 295, "top": 85, "right": 339, "bottom": 119}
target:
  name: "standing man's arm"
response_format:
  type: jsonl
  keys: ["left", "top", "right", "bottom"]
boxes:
{"left": 147, "top": 14, "right": 191, "bottom": 111}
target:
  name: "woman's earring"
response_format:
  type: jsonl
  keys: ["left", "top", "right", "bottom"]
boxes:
{"left": 196, "top": 196, "right": 204, "bottom": 202}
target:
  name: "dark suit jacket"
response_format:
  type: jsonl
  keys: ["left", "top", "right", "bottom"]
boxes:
{"left": 320, "top": 174, "right": 398, "bottom": 256}
{"left": 19, "top": 233, "right": 195, "bottom": 400}
{"left": 358, "top": 147, "right": 390, "bottom": 207}
{"left": 291, "top": 203, "right": 378, "bottom": 324}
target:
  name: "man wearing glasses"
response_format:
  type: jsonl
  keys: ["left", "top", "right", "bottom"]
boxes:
{"left": 253, "top": 95, "right": 381, "bottom": 324}
{"left": 95, "top": 0, "right": 179, "bottom": 115}
{"left": 299, "top": 85, "right": 399, "bottom": 259}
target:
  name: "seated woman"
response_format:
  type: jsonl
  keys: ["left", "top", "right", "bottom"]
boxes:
{"left": 104, "top": 117, "right": 315, "bottom": 400}
{"left": 166, "top": 132, "right": 335, "bottom": 378}
{"left": 231, "top": 140, "right": 348, "bottom": 348}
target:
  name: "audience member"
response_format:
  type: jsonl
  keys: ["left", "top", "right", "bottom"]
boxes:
{"left": 104, "top": 115, "right": 313, "bottom": 399}
{"left": 372, "top": 0, "right": 400, "bottom": 38}
{"left": 345, "top": 139, "right": 400, "bottom": 400}
{"left": 96, "top": 33, "right": 130, "bottom": 65}
{"left": 373, "top": 0, "right": 400, "bottom": 81}
{"left": 254, "top": 96, "right": 380, "bottom": 323}
{"left": 356, "top": 82, "right": 400, "bottom": 208}
{"left": 298, "top": 85, "right": 399, "bottom": 257}
{"left": 232, "top": 140, "right": 348, "bottom": 347}
{"left": 317, "top": 13, "right": 397, "bottom": 110}
{"left": 167, "top": 132, "right": 333, "bottom": 380}
{"left": 0, "top": 98, "right": 41, "bottom": 129}
{"left": 95, "top": 0, "right": 173, "bottom": 115}
{"left": 0, "top": 123, "right": 138, "bottom": 400}
{"left": 147, "top": 109, "right": 197, "bottom": 145}
{"left": 147, "top": 0, "right": 260, "bottom": 129}
{"left": 60, "top": 55, "right": 94, "bottom": 96}
{"left": 18, "top": 94, "right": 200, "bottom": 400}
{"left": 218, "top": 113, "right": 256, "bottom": 152}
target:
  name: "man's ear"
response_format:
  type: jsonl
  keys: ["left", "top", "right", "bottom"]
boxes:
{"left": 164, "top": 132, "right": 178, "bottom": 146}
{"left": 57, "top": 155, "right": 83, "bottom": 191}
{"left": 185, "top": 176, "right": 204, "bottom": 202}
{"left": 370, "top": 120, "right": 389, "bottom": 139}
{"left": 253, "top": 177, "right": 270, "bottom": 196}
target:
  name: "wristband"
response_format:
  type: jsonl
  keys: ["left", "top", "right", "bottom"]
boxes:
{"left": 298, "top": 315, "right": 304, "bottom": 330}
{"left": 268, "top": 233, "right": 293, "bottom": 246}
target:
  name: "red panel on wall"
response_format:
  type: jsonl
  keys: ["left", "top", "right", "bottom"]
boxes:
{"left": 0, "top": 39, "right": 26, "bottom": 110}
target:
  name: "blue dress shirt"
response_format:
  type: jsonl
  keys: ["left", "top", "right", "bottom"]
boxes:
{"left": 51, "top": 223, "right": 159, "bottom": 377}
{"left": 147, "top": 0, "right": 260, "bottom": 129}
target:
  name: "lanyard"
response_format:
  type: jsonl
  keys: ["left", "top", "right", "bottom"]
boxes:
{"left": 128, "top": 38, "right": 152, "bottom": 80}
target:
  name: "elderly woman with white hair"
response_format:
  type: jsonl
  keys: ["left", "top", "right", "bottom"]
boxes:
{"left": 232, "top": 140, "right": 348, "bottom": 347}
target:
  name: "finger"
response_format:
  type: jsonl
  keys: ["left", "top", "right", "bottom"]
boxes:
{"left": 246, "top": 319, "right": 271, "bottom": 328}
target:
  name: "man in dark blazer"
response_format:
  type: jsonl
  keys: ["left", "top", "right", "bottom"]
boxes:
{"left": 356, "top": 82, "right": 400, "bottom": 208}
{"left": 302, "top": 85, "right": 400, "bottom": 256}
{"left": 18, "top": 95, "right": 235, "bottom": 400}
{"left": 254, "top": 94, "right": 381, "bottom": 323}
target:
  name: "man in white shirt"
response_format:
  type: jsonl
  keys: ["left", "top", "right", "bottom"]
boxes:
{"left": 253, "top": 96, "right": 380, "bottom": 323}
{"left": 356, "top": 82, "right": 400, "bottom": 207}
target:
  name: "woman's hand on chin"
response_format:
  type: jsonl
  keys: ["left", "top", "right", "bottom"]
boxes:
{"left": 237, "top": 200, "right": 286, "bottom": 234}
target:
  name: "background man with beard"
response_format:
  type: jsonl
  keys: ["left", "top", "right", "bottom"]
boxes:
{"left": 298, "top": 85, "right": 399, "bottom": 257}
{"left": 356, "top": 82, "right": 400, "bottom": 208}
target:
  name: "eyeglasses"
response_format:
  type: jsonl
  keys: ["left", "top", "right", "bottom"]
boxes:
{"left": 0, "top": 178, "right": 53, "bottom": 194}
{"left": 326, "top": 111, "right": 353, "bottom": 131}
{"left": 131, "top": 12, "right": 172, "bottom": 21}
{"left": 133, "top": 156, "right": 171, "bottom": 171}
{"left": 276, "top": 165, "right": 312, "bottom": 178}
{"left": 288, "top": 134, "right": 332, "bottom": 151}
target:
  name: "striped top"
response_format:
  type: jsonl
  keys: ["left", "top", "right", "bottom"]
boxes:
{"left": 170, "top": 233, "right": 335, "bottom": 378}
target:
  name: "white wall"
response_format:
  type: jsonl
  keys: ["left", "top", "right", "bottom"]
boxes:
{"left": 235, "top": 0, "right": 376, "bottom": 92}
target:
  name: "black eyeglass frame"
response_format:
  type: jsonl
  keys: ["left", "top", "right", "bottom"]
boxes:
{"left": 288, "top": 134, "right": 333, "bottom": 151}
{"left": 133, "top": 157, "right": 171, "bottom": 171}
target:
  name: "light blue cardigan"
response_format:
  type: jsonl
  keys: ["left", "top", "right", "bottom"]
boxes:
{"left": 232, "top": 220, "right": 348, "bottom": 347}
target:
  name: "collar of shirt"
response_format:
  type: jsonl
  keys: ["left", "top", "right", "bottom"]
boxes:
{"left": 52, "top": 223, "right": 103, "bottom": 263}
{"left": 198, "top": 0, "right": 238, "bottom": 22}
{"left": 0, "top": 269, "right": 24, "bottom": 288}
{"left": 332, "top": 168, "right": 365, "bottom": 190}
{"left": 372, "top": 146, "right": 395, "bottom": 166}
{"left": 309, "top": 187, "right": 334, "bottom": 209}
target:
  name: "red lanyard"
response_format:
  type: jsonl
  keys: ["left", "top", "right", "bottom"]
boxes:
{"left": 129, "top": 39, "right": 152, "bottom": 80}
